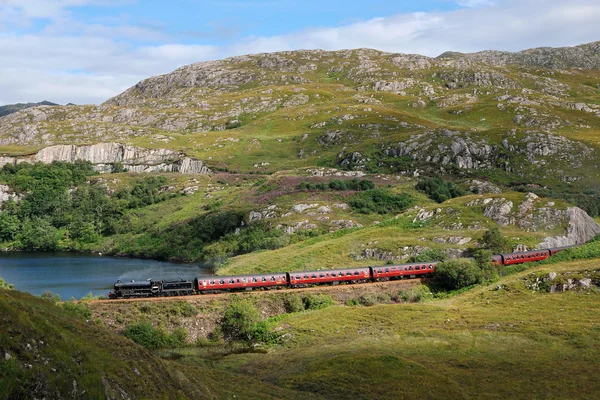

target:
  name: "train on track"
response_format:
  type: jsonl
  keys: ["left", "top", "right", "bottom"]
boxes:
{"left": 108, "top": 245, "right": 574, "bottom": 299}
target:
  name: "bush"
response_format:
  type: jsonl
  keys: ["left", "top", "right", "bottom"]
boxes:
{"left": 303, "top": 294, "right": 334, "bottom": 310}
{"left": 298, "top": 179, "right": 375, "bottom": 192}
{"left": 396, "top": 285, "right": 432, "bottom": 303}
{"left": 0, "top": 277, "right": 14, "bottom": 290}
{"left": 480, "top": 227, "right": 510, "bottom": 254}
{"left": 473, "top": 249, "right": 498, "bottom": 281}
{"left": 409, "top": 249, "right": 447, "bottom": 263}
{"left": 221, "top": 299, "right": 263, "bottom": 343}
{"left": 415, "top": 177, "right": 465, "bottom": 203}
{"left": 61, "top": 301, "right": 92, "bottom": 320}
{"left": 349, "top": 189, "right": 413, "bottom": 214}
{"left": 283, "top": 294, "right": 305, "bottom": 313}
{"left": 346, "top": 298, "right": 360, "bottom": 306}
{"left": 432, "top": 259, "right": 483, "bottom": 291}
{"left": 358, "top": 293, "right": 379, "bottom": 306}
{"left": 40, "top": 291, "right": 60, "bottom": 303}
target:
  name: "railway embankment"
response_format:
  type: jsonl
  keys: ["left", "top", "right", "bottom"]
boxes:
{"left": 89, "top": 278, "right": 423, "bottom": 343}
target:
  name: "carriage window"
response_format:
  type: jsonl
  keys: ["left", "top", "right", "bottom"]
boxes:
{"left": 242, "top": 278, "right": 247, "bottom": 283}
{"left": 219, "top": 280, "right": 225, "bottom": 284}
{"left": 331, "top": 273, "right": 337, "bottom": 277}
{"left": 252, "top": 278, "right": 257, "bottom": 283}
{"left": 408, "top": 266, "right": 413, "bottom": 271}
{"left": 391, "top": 267, "right": 397, "bottom": 270}
{"left": 209, "top": 281, "right": 214, "bottom": 285}
{"left": 261, "top": 277, "right": 267, "bottom": 282}
{"left": 296, "top": 275, "right": 301, "bottom": 279}
{"left": 378, "top": 269, "right": 383, "bottom": 273}
{"left": 354, "top": 271, "right": 359, "bottom": 276}
{"left": 429, "top": 265, "right": 434, "bottom": 269}
{"left": 385, "top": 268, "right": 390, "bottom": 273}
{"left": 270, "top": 277, "right": 276, "bottom": 281}
{"left": 304, "top": 275, "right": 309, "bottom": 279}
{"left": 319, "top": 274, "right": 325, "bottom": 278}
{"left": 415, "top": 266, "right": 420, "bottom": 271}
{"left": 312, "top": 274, "right": 317, "bottom": 278}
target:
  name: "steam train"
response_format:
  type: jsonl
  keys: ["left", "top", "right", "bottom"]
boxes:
{"left": 107, "top": 245, "right": 574, "bottom": 299}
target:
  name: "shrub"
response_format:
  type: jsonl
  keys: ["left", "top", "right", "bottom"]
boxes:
{"left": 349, "top": 189, "right": 413, "bottom": 214}
{"left": 283, "top": 293, "right": 305, "bottom": 313}
{"left": 61, "top": 301, "right": 92, "bottom": 320}
{"left": 303, "top": 294, "right": 334, "bottom": 310}
{"left": 40, "top": 291, "right": 60, "bottom": 303}
{"left": 409, "top": 249, "right": 447, "bottom": 263}
{"left": 221, "top": 299, "right": 263, "bottom": 343}
{"left": 396, "top": 285, "right": 432, "bottom": 303}
{"left": 480, "top": 227, "right": 510, "bottom": 254}
{"left": 473, "top": 249, "right": 498, "bottom": 281}
{"left": 0, "top": 277, "right": 14, "bottom": 290}
{"left": 432, "top": 259, "right": 483, "bottom": 291}
{"left": 346, "top": 298, "right": 360, "bottom": 306}
{"left": 415, "top": 177, "right": 465, "bottom": 203}
{"left": 124, "top": 322, "right": 168, "bottom": 349}
{"left": 358, "top": 293, "right": 379, "bottom": 306}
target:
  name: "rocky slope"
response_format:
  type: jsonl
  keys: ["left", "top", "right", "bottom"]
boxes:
{"left": 0, "top": 142, "right": 209, "bottom": 174}
{"left": 0, "top": 101, "right": 59, "bottom": 117}
{"left": 0, "top": 42, "right": 598, "bottom": 187}
{"left": 1, "top": 42, "right": 600, "bottom": 265}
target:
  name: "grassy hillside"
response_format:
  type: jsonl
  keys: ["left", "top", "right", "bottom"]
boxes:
{"left": 154, "top": 257, "right": 600, "bottom": 399}
{"left": 0, "top": 287, "right": 321, "bottom": 399}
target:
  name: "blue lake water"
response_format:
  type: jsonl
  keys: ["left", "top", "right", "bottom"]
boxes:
{"left": 0, "top": 252, "right": 212, "bottom": 300}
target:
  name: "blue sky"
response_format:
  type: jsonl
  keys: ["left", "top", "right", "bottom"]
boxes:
{"left": 0, "top": 0, "right": 599, "bottom": 105}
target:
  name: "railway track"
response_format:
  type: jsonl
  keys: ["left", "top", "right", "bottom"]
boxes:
{"left": 89, "top": 277, "right": 423, "bottom": 304}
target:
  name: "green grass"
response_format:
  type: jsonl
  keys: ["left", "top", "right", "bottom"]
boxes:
{"left": 164, "top": 257, "right": 600, "bottom": 399}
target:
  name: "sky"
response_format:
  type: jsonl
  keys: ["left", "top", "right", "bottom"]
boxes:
{"left": 0, "top": 0, "right": 599, "bottom": 105}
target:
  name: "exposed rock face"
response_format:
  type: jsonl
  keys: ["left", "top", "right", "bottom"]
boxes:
{"left": 483, "top": 198, "right": 514, "bottom": 226}
{"left": 0, "top": 143, "right": 209, "bottom": 174}
{"left": 388, "top": 130, "right": 499, "bottom": 171}
{"left": 440, "top": 41, "right": 600, "bottom": 69}
{"left": 539, "top": 207, "right": 600, "bottom": 248}
{"left": 0, "top": 184, "right": 19, "bottom": 206}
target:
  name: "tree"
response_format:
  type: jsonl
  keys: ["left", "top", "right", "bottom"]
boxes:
{"left": 480, "top": 227, "right": 509, "bottom": 254}
{"left": 415, "top": 177, "right": 465, "bottom": 203}
{"left": 473, "top": 249, "right": 498, "bottom": 281}
{"left": 221, "top": 299, "right": 262, "bottom": 343}
{"left": 16, "top": 218, "right": 61, "bottom": 251}
{"left": 432, "top": 259, "right": 483, "bottom": 291}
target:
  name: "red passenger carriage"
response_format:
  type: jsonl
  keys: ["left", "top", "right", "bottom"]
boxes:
{"left": 287, "top": 267, "right": 370, "bottom": 287}
{"left": 196, "top": 272, "right": 287, "bottom": 292}
{"left": 370, "top": 262, "right": 437, "bottom": 280}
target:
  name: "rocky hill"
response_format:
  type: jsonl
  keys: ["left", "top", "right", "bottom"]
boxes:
{"left": 1, "top": 41, "right": 600, "bottom": 265}
{"left": 0, "top": 101, "right": 59, "bottom": 117}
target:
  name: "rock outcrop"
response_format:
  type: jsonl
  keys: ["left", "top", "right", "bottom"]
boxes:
{"left": 0, "top": 184, "right": 19, "bottom": 206}
{"left": 538, "top": 207, "right": 600, "bottom": 248}
{"left": 0, "top": 143, "right": 210, "bottom": 174}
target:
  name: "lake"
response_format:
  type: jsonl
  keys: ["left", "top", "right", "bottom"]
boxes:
{"left": 0, "top": 252, "right": 212, "bottom": 300}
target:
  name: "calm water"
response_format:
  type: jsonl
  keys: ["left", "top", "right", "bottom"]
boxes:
{"left": 0, "top": 252, "right": 212, "bottom": 300}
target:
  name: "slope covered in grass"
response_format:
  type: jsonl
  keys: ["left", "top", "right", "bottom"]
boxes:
{"left": 161, "top": 258, "right": 600, "bottom": 399}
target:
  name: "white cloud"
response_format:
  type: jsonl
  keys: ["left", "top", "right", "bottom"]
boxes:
{"left": 0, "top": 0, "right": 599, "bottom": 105}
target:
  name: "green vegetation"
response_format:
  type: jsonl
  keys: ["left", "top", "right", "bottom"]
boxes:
{"left": 121, "top": 258, "right": 600, "bottom": 399}
{"left": 298, "top": 178, "right": 375, "bottom": 191}
{"left": 124, "top": 322, "right": 187, "bottom": 349}
{"left": 0, "top": 277, "right": 14, "bottom": 290}
{"left": 348, "top": 189, "right": 413, "bottom": 214}
{"left": 0, "top": 162, "right": 178, "bottom": 251}
{"left": 480, "top": 227, "right": 510, "bottom": 253}
{"left": 415, "top": 176, "right": 466, "bottom": 203}
{"left": 432, "top": 258, "right": 483, "bottom": 290}
{"left": 220, "top": 298, "right": 271, "bottom": 344}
